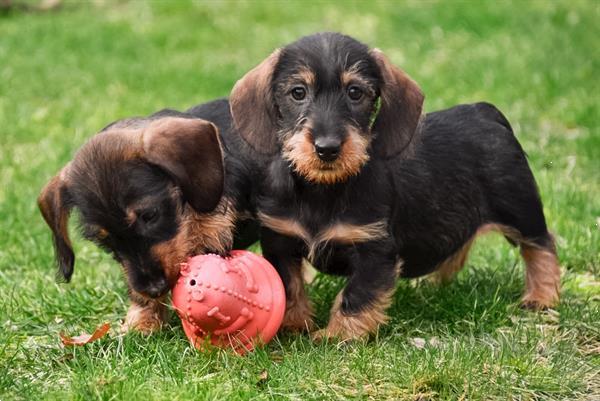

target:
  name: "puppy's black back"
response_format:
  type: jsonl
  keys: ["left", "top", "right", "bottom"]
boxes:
{"left": 392, "top": 102, "right": 549, "bottom": 277}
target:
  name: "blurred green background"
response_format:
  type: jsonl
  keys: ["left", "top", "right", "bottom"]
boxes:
{"left": 0, "top": 1, "right": 598, "bottom": 400}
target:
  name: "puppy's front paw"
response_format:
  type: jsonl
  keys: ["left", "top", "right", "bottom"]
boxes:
{"left": 281, "top": 299, "right": 315, "bottom": 332}
{"left": 121, "top": 302, "right": 167, "bottom": 335}
{"left": 280, "top": 265, "right": 315, "bottom": 332}
{"left": 311, "top": 291, "right": 390, "bottom": 343}
{"left": 520, "top": 296, "right": 557, "bottom": 311}
{"left": 310, "top": 314, "right": 371, "bottom": 343}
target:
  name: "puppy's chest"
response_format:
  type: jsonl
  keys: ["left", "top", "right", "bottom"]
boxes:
{"left": 259, "top": 165, "right": 391, "bottom": 256}
{"left": 258, "top": 200, "right": 388, "bottom": 259}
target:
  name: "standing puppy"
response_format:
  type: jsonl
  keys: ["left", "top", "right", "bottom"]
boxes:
{"left": 38, "top": 99, "right": 258, "bottom": 334}
{"left": 230, "top": 32, "right": 560, "bottom": 340}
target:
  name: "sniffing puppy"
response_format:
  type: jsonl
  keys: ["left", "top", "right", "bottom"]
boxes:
{"left": 38, "top": 99, "right": 258, "bottom": 334}
{"left": 230, "top": 32, "right": 561, "bottom": 341}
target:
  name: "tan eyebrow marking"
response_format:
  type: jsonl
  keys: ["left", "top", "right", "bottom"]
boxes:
{"left": 97, "top": 228, "right": 109, "bottom": 239}
{"left": 278, "top": 66, "right": 316, "bottom": 91}
{"left": 293, "top": 66, "right": 316, "bottom": 87}
{"left": 341, "top": 70, "right": 375, "bottom": 96}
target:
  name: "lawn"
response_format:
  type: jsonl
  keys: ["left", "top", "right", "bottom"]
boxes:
{"left": 0, "top": 1, "right": 598, "bottom": 400}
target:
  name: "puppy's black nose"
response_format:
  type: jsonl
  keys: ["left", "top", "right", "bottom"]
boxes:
{"left": 145, "top": 277, "right": 169, "bottom": 298}
{"left": 314, "top": 138, "right": 341, "bottom": 162}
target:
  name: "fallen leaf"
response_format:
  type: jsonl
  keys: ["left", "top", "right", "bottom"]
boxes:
{"left": 60, "top": 322, "right": 110, "bottom": 346}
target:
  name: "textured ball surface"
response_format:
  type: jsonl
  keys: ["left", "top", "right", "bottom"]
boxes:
{"left": 172, "top": 250, "right": 286, "bottom": 354}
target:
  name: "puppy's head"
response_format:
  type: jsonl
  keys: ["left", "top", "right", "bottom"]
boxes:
{"left": 230, "top": 32, "right": 424, "bottom": 184}
{"left": 38, "top": 117, "right": 224, "bottom": 299}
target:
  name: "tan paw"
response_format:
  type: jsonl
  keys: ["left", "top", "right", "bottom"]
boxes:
{"left": 310, "top": 311, "right": 374, "bottom": 343}
{"left": 280, "top": 263, "right": 315, "bottom": 332}
{"left": 310, "top": 321, "right": 368, "bottom": 343}
{"left": 311, "top": 290, "right": 391, "bottom": 342}
{"left": 121, "top": 302, "right": 167, "bottom": 335}
{"left": 281, "top": 300, "right": 315, "bottom": 332}
{"left": 520, "top": 245, "right": 560, "bottom": 311}
{"left": 520, "top": 294, "right": 558, "bottom": 311}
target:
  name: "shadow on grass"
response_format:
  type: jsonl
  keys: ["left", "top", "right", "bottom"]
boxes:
{"left": 0, "top": 0, "right": 66, "bottom": 16}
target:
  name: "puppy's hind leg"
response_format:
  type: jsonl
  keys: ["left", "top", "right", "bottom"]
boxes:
{"left": 519, "top": 233, "right": 560, "bottom": 310}
{"left": 493, "top": 223, "right": 560, "bottom": 309}
{"left": 466, "top": 222, "right": 560, "bottom": 310}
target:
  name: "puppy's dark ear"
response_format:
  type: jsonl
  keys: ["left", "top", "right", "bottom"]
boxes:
{"left": 371, "top": 49, "right": 425, "bottom": 158}
{"left": 143, "top": 117, "right": 224, "bottom": 213}
{"left": 230, "top": 49, "right": 281, "bottom": 154}
{"left": 38, "top": 166, "right": 75, "bottom": 282}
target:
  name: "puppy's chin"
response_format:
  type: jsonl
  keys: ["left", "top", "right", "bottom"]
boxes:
{"left": 298, "top": 165, "right": 357, "bottom": 185}
{"left": 282, "top": 127, "right": 370, "bottom": 185}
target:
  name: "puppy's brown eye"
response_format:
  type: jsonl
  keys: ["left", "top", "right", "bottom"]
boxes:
{"left": 348, "top": 86, "right": 363, "bottom": 101}
{"left": 140, "top": 208, "right": 159, "bottom": 224}
{"left": 291, "top": 87, "right": 306, "bottom": 101}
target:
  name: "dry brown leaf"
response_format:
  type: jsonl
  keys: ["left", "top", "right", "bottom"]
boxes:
{"left": 60, "top": 322, "right": 110, "bottom": 346}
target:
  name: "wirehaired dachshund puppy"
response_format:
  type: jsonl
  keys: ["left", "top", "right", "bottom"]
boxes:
{"left": 229, "top": 32, "right": 561, "bottom": 341}
{"left": 38, "top": 99, "right": 258, "bottom": 334}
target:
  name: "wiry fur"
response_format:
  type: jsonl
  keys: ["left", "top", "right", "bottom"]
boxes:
{"left": 259, "top": 213, "right": 387, "bottom": 262}
{"left": 282, "top": 125, "right": 370, "bottom": 184}
{"left": 38, "top": 99, "right": 259, "bottom": 334}
{"left": 312, "top": 286, "right": 395, "bottom": 342}
{"left": 521, "top": 244, "right": 561, "bottom": 309}
{"left": 230, "top": 32, "right": 561, "bottom": 341}
{"left": 280, "top": 261, "right": 315, "bottom": 331}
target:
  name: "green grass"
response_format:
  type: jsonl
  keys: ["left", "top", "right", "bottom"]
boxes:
{"left": 1, "top": 1, "right": 598, "bottom": 400}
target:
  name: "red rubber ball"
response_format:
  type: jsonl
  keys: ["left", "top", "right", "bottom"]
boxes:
{"left": 172, "top": 250, "right": 286, "bottom": 354}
